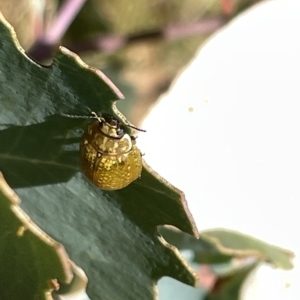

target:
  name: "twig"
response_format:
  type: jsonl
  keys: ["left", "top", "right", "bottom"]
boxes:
{"left": 42, "top": 0, "right": 87, "bottom": 44}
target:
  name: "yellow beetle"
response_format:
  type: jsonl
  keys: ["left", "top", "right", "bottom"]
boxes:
{"left": 80, "top": 113, "right": 144, "bottom": 190}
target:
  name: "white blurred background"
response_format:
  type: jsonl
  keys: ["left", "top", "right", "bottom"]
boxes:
{"left": 139, "top": 0, "right": 300, "bottom": 299}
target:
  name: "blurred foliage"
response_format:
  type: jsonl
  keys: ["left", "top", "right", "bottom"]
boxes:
{"left": 68, "top": 0, "right": 216, "bottom": 124}
{"left": 0, "top": 0, "right": 261, "bottom": 124}
{"left": 204, "top": 261, "right": 259, "bottom": 300}
{"left": 0, "top": 0, "right": 57, "bottom": 50}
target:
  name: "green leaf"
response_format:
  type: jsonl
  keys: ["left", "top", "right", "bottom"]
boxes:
{"left": 202, "top": 229, "right": 294, "bottom": 270}
{"left": 0, "top": 14, "right": 198, "bottom": 300}
{"left": 0, "top": 173, "right": 73, "bottom": 300}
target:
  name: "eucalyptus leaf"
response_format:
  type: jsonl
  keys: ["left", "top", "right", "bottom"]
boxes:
{"left": 0, "top": 14, "right": 198, "bottom": 300}
{"left": 202, "top": 229, "right": 294, "bottom": 270}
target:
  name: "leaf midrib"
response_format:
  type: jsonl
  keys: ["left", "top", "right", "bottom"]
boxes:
{"left": 0, "top": 153, "right": 77, "bottom": 170}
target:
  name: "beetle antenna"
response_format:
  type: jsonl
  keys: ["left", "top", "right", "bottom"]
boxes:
{"left": 60, "top": 112, "right": 95, "bottom": 119}
{"left": 125, "top": 123, "right": 146, "bottom": 132}
{"left": 61, "top": 112, "right": 104, "bottom": 121}
{"left": 61, "top": 112, "right": 145, "bottom": 131}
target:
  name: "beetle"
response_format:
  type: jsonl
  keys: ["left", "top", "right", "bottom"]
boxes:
{"left": 63, "top": 112, "right": 144, "bottom": 190}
